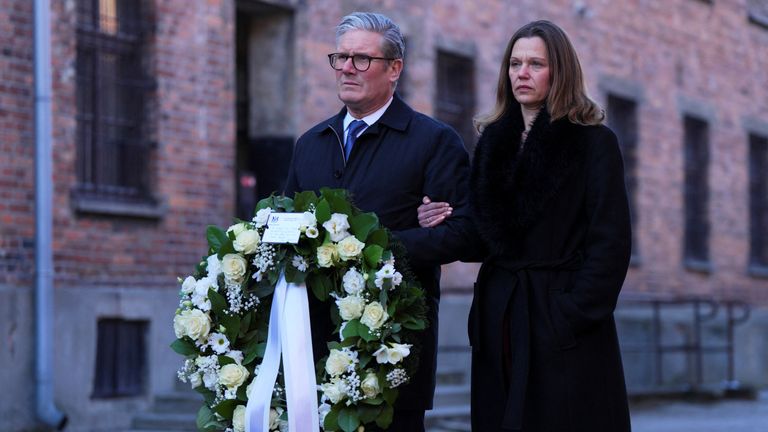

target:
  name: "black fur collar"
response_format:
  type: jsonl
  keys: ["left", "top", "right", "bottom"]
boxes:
{"left": 470, "top": 103, "right": 586, "bottom": 255}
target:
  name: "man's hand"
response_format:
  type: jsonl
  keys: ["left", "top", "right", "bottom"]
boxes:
{"left": 417, "top": 196, "right": 452, "bottom": 227}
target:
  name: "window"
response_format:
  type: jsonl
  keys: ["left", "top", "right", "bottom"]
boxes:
{"left": 607, "top": 95, "right": 640, "bottom": 262}
{"left": 75, "top": 0, "right": 154, "bottom": 207}
{"left": 93, "top": 318, "right": 148, "bottom": 398}
{"left": 683, "top": 116, "right": 710, "bottom": 269}
{"left": 436, "top": 51, "right": 476, "bottom": 153}
{"left": 749, "top": 134, "right": 768, "bottom": 272}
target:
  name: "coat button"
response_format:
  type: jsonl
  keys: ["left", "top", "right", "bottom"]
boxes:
{"left": 333, "top": 170, "right": 342, "bottom": 179}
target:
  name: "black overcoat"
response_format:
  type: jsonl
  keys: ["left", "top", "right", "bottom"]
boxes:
{"left": 284, "top": 94, "right": 472, "bottom": 410}
{"left": 468, "top": 103, "right": 632, "bottom": 431}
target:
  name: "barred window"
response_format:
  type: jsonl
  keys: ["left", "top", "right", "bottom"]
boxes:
{"left": 93, "top": 318, "right": 148, "bottom": 398}
{"left": 749, "top": 134, "right": 768, "bottom": 270}
{"left": 436, "top": 51, "right": 476, "bottom": 153}
{"left": 607, "top": 95, "right": 640, "bottom": 262}
{"left": 683, "top": 116, "right": 710, "bottom": 269}
{"left": 75, "top": 0, "right": 154, "bottom": 206}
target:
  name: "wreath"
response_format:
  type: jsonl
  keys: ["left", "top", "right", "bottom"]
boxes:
{"left": 171, "top": 188, "right": 428, "bottom": 431}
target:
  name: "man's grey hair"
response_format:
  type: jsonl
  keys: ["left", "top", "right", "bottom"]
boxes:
{"left": 335, "top": 12, "right": 405, "bottom": 60}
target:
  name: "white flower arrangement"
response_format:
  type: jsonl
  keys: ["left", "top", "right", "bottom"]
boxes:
{"left": 172, "top": 189, "right": 428, "bottom": 432}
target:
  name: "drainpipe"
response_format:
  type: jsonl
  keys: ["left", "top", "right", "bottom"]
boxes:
{"left": 34, "top": 0, "right": 67, "bottom": 428}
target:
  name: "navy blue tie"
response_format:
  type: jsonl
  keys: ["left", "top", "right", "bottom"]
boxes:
{"left": 345, "top": 120, "right": 366, "bottom": 160}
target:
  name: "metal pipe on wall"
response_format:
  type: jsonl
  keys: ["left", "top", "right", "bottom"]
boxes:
{"left": 34, "top": 0, "right": 67, "bottom": 428}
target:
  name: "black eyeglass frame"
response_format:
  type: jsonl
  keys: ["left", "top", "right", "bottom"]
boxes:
{"left": 327, "top": 53, "right": 398, "bottom": 72}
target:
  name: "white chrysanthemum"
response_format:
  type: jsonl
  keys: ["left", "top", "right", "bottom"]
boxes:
{"left": 208, "top": 332, "right": 230, "bottom": 354}
{"left": 375, "top": 263, "right": 396, "bottom": 279}
{"left": 342, "top": 268, "right": 365, "bottom": 295}
{"left": 322, "top": 213, "right": 351, "bottom": 242}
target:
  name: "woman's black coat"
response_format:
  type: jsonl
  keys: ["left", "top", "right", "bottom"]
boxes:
{"left": 468, "top": 103, "right": 632, "bottom": 431}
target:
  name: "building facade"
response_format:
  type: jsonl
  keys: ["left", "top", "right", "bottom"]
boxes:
{"left": 1, "top": 0, "right": 767, "bottom": 430}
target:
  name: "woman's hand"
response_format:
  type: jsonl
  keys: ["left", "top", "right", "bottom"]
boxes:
{"left": 417, "top": 196, "right": 452, "bottom": 227}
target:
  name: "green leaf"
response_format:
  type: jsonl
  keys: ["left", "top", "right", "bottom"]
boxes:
{"left": 403, "top": 319, "right": 427, "bottom": 330}
{"left": 273, "top": 195, "right": 295, "bottom": 212}
{"left": 170, "top": 338, "right": 198, "bottom": 356}
{"left": 243, "top": 339, "right": 267, "bottom": 365}
{"left": 307, "top": 272, "right": 332, "bottom": 301}
{"left": 366, "top": 228, "right": 388, "bottom": 249}
{"left": 212, "top": 398, "right": 239, "bottom": 420}
{"left": 196, "top": 405, "right": 226, "bottom": 431}
{"left": 217, "top": 355, "right": 235, "bottom": 366}
{"left": 220, "top": 313, "right": 240, "bottom": 343}
{"left": 316, "top": 199, "right": 331, "bottom": 224}
{"left": 326, "top": 192, "right": 352, "bottom": 216}
{"left": 375, "top": 404, "right": 394, "bottom": 429}
{"left": 217, "top": 240, "right": 236, "bottom": 259}
{"left": 293, "top": 190, "right": 318, "bottom": 212}
{"left": 323, "top": 404, "right": 341, "bottom": 431}
{"left": 350, "top": 213, "right": 379, "bottom": 242}
{"left": 358, "top": 404, "right": 382, "bottom": 423}
{"left": 253, "top": 280, "right": 276, "bottom": 298}
{"left": 363, "top": 245, "right": 384, "bottom": 268}
{"left": 341, "top": 319, "right": 361, "bottom": 339}
{"left": 255, "top": 196, "right": 275, "bottom": 212}
{"left": 284, "top": 262, "right": 307, "bottom": 284}
{"left": 382, "top": 388, "right": 398, "bottom": 406}
{"left": 209, "top": 288, "right": 228, "bottom": 315}
{"left": 239, "top": 312, "right": 253, "bottom": 337}
{"left": 206, "top": 226, "right": 229, "bottom": 251}
{"left": 338, "top": 407, "right": 361, "bottom": 432}
{"left": 358, "top": 353, "right": 372, "bottom": 369}
{"left": 359, "top": 323, "right": 378, "bottom": 342}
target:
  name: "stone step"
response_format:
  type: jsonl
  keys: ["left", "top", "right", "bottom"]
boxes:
{"left": 433, "top": 384, "right": 471, "bottom": 407}
{"left": 425, "top": 404, "right": 472, "bottom": 427}
{"left": 153, "top": 391, "right": 202, "bottom": 413}
{"left": 428, "top": 417, "right": 472, "bottom": 432}
{"left": 435, "top": 365, "right": 469, "bottom": 385}
{"left": 131, "top": 412, "right": 196, "bottom": 431}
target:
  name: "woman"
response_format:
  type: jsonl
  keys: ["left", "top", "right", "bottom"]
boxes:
{"left": 419, "top": 20, "right": 632, "bottom": 431}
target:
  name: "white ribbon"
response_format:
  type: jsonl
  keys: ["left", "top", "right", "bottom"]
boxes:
{"left": 245, "top": 273, "right": 319, "bottom": 431}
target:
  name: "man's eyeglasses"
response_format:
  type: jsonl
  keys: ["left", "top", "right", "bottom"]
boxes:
{"left": 327, "top": 53, "right": 396, "bottom": 72}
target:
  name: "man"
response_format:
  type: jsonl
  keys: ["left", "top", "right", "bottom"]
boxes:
{"left": 284, "top": 12, "right": 471, "bottom": 431}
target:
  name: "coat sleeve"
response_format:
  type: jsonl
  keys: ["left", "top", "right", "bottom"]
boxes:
{"left": 393, "top": 125, "right": 476, "bottom": 267}
{"left": 555, "top": 127, "right": 632, "bottom": 336}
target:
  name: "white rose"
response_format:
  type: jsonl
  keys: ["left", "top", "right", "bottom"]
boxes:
{"left": 253, "top": 208, "right": 272, "bottom": 227}
{"left": 361, "top": 372, "right": 381, "bottom": 398}
{"left": 227, "top": 222, "right": 249, "bottom": 237}
{"left": 189, "top": 372, "right": 203, "bottom": 389}
{"left": 316, "top": 244, "right": 338, "bottom": 268}
{"left": 322, "top": 213, "right": 351, "bottom": 242}
{"left": 342, "top": 268, "right": 365, "bottom": 295}
{"left": 360, "top": 301, "right": 388, "bottom": 330}
{"left": 336, "top": 295, "right": 365, "bottom": 321}
{"left": 219, "top": 363, "right": 249, "bottom": 388}
{"left": 320, "top": 379, "right": 347, "bottom": 404}
{"left": 174, "top": 309, "right": 211, "bottom": 341}
{"left": 233, "top": 229, "right": 260, "bottom": 255}
{"left": 181, "top": 276, "right": 196, "bottom": 295}
{"left": 305, "top": 226, "right": 319, "bottom": 238}
{"left": 325, "top": 349, "right": 352, "bottom": 377}
{"left": 232, "top": 405, "right": 246, "bottom": 432}
{"left": 222, "top": 253, "right": 248, "bottom": 282}
{"left": 206, "top": 254, "right": 222, "bottom": 277}
{"left": 337, "top": 236, "right": 365, "bottom": 261}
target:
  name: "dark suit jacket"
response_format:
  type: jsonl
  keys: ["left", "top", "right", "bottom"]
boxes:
{"left": 284, "top": 94, "right": 472, "bottom": 410}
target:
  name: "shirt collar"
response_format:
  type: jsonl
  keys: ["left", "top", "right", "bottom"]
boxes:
{"left": 343, "top": 96, "right": 394, "bottom": 132}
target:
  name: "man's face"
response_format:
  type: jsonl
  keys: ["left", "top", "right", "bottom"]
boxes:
{"left": 335, "top": 30, "right": 402, "bottom": 118}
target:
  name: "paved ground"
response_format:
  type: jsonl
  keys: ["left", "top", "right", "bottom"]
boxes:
{"left": 428, "top": 391, "right": 768, "bottom": 432}
{"left": 630, "top": 391, "right": 768, "bottom": 432}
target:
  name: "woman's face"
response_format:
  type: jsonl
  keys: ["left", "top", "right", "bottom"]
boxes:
{"left": 508, "top": 36, "right": 551, "bottom": 110}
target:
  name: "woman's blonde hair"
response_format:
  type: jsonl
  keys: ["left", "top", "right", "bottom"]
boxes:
{"left": 475, "top": 20, "right": 604, "bottom": 131}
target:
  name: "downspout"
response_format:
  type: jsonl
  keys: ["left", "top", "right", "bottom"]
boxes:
{"left": 34, "top": 0, "right": 67, "bottom": 428}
